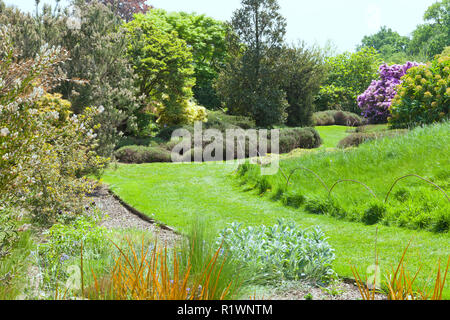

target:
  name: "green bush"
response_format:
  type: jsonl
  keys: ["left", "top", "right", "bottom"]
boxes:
{"left": 312, "top": 110, "right": 365, "bottom": 127}
{"left": 218, "top": 220, "right": 335, "bottom": 283}
{"left": 315, "top": 48, "right": 381, "bottom": 114}
{"left": 362, "top": 201, "right": 387, "bottom": 225}
{"left": 114, "top": 146, "right": 172, "bottom": 164}
{"left": 389, "top": 54, "right": 450, "bottom": 128}
{"left": 337, "top": 130, "right": 408, "bottom": 148}
{"left": 276, "top": 127, "right": 322, "bottom": 153}
{"left": 281, "top": 192, "right": 306, "bottom": 208}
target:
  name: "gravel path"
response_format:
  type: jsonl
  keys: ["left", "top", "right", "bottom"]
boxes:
{"left": 89, "top": 186, "right": 180, "bottom": 246}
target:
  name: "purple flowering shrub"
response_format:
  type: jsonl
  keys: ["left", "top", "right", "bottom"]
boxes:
{"left": 358, "top": 62, "right": 421, "bottom": 124}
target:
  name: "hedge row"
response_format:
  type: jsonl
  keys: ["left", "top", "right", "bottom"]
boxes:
{"left": 115, "top": 127, "right": 322, "bottom": 163}
{"left": 312, "top": 110, "right": 365, "bottom": 127}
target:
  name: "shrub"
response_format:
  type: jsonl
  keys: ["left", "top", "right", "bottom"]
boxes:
{"left": 37, "top": 213, "right": 110, "bottom": 293}
{"left": 276, "top": 127, "right": 322, "bottom": 153}
{"left": 358, "top": 62, "right": 421, "bottom": 124}
{"left": 281, "top": 192, "right": 306, "bottom": 208}
{"left": 361, "top": 201, "right": 387, "bottom": 225}
{"left": 389, "top": 54, "right": 450, "bottom": 128}
{"left": 312, "top": 110, "right": 365, "bottom": 126}
{"left": 0, "top": 28, "right": 107, "bottom": 224}
{"left": 114, "top": 146, "right": 172, "bottom": 163}
{"left": 218, "top": 220, "right": 335, "bottom": 283}
{"left": 280, "top": 44, "right": 327, "bottom": 127}
{"left": 337, "top": 130, "right": 408, "bottom": 148}
{"left": 315, "top": 48, "right": 381, "bottom": 113}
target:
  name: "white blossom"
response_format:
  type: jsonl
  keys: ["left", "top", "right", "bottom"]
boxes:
{"left": 0, "top": 127, "right": 10, "bottom": 137}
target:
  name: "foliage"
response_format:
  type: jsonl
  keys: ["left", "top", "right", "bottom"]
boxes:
{"left": 146, "top": 9, "right": 229, "bottom": 109}
{"left": 389, "top": 55, "right": 450, "bottom": 128}
{"left": 124, "top": 13, "right": 207, "bottom": 126}
{"left": 352, "top": 240, "right": 450, "bottom": 300}
{"left": 87, "top": 0, "right": 152, "bottom": 22}
{"left": 357, "top": 26, "right": 412, "bottom": 64}
{"left": 235, "top": 123, "right": 450, "bottom": 233}
{"left": 0, "top": 27, "right": 107, "bottom": 224}
{"left": 279, "top": 43, "right": 327, "bottom": 126}
{"left": 358, "top": 62, "right": 421, "bottom": 124}
{"left": 218, "top": 220, "right": 335, "bottom": 284}
{"left": 316, "top": 47, "right": 381, "bottom": 114}
{"left": 84, "top": 237, "right": 235, "bottom": 300}
{"left": 409, "top": 0, "right": 450, "bottom": 60}
{"left": 0, "top": 0, "right": 143, "bottom": 156}
{"left": 216, "top": 0, "right": 289, "bottom": 127}
{"left": 0, "top": 228, "right": 34, "bottom": 300}
{"left": 114, "top": 145, "right": 172, "bottom": 163}
{"left": 276, "top": 127, "right": 322, "bottom": 153}
{"left": 37, "top": 213, "right": 111, "bottom": 294}
{"left": 312, "top": 110, "right": 364, "bottom": 127}
{"left": 337, "top": 130, "right": 407, "bottom": 149}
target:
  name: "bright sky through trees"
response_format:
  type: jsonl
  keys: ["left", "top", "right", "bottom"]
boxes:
{"left": 5, "top": 0, "right": 437, "bottom": 52}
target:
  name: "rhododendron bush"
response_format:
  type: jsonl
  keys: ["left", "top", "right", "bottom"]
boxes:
{"left": 0, "top": 27, "right": 107, "bottom": 224}
{"left": 358, "top": 62, "right": 421, "bottom": 124}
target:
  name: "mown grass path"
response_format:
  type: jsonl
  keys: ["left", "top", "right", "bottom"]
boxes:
{"left": 102, "top": 161, "right": 450, "bottom": 298}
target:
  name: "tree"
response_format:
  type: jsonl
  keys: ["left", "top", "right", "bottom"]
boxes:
{"left": 315, "top": 48, "right": 381, "bottom": 114}
{"left": 357, "top": 26, "right": 410, "bottom": 63}
{"left": 87, "top": 0, "right": 152, "bottom": 21}
{"left": 124, "top": 13, "right": 207, "bottom": 126}
{"left": 409, "top": 0, "right": 450, "bottom": 59}
{"left": 146, "top": 9, "right": 229, "bottom": 109}
{"left": 216, "top": 0, "right": 288, "bottom": 127}
{"left": 0, "top": 0, "right": 144, "bottom": 156}
{"left": 280, "top": 43, "right": 327, "bottom": 127}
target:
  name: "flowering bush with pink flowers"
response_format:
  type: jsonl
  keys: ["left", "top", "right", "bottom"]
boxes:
{"left": 358, "top": 62, "right": 421, "bottom": 124}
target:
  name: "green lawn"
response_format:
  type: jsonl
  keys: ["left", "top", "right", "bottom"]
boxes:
{"left": 102, "top": 158, "right": 450, "bottom": 298}
{"left": 315, "top": 125, "right": 354, "bottom": 148}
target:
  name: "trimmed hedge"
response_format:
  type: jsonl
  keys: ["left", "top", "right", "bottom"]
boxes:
{"left": 337, "top": 129, "right": 408, "bottom": 149}
{"left": 115, "top": 127, "right": 322, "bottom": 163}
{"left": 312, "top": 110, "right": 365, "bottom": 127}
{"left": 114, "top": 146, "right": 172, "bottom": 164}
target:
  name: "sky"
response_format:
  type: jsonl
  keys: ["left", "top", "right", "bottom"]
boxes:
{"left": 4, "top": 0, "right": 438, "bottom": 53}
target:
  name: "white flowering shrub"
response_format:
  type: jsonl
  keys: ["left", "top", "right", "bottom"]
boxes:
{"left": 0, "top": 26, "right": 107, "bottom": 225}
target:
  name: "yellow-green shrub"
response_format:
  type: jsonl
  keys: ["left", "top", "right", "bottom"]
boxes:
{"left": 155, "top": 98, "right": 207, "bottom": 126}
{"left": 0, "top": 27, "right": 107, "bottom": 225}
{"left": 389, "top": 54, "right": 450, "bottom": 128}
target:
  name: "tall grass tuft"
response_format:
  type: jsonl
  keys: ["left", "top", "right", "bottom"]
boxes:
{"left": 351, "top": 239, "right": 450, "bottom": 300}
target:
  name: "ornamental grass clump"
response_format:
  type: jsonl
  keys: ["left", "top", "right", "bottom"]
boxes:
{"left": 84, "top": 238, "right": 234, "bottom": 300}
{"left": 358, "top": 62, "right": 421, "bottom": 124}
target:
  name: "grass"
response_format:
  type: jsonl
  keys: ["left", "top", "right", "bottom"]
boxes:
{"left": 315, "top": 125, "right": 354, "bottom": 148}
{"left": 240, "top": 123, "right": 449, "bottom": 233}
{"left": 101, "top": 124, "right": 450, "bottom": 298}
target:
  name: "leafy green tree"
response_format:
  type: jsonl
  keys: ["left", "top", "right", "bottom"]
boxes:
{"left": 315, "top": 47, "right": 381, "bottom": 114}
{"left": 216, "top": 0, "right": 288, "bottom": 127}
{"left": 409, "top": 0, "right": 450, "bottom": 59}
{"left": 124, "top": 13, "right": 207, "bottom": 126}
{"left": 146, "top": 9, "right": 229, "bottom": 109}
{"left": 357, "top": 26, "right": 411, "bottom": 63}
{"left": 0, "top": 0, "right": 143, "bottom": 156}
{"left": 280, "top": 43, "right": 327, "bottom": 127}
